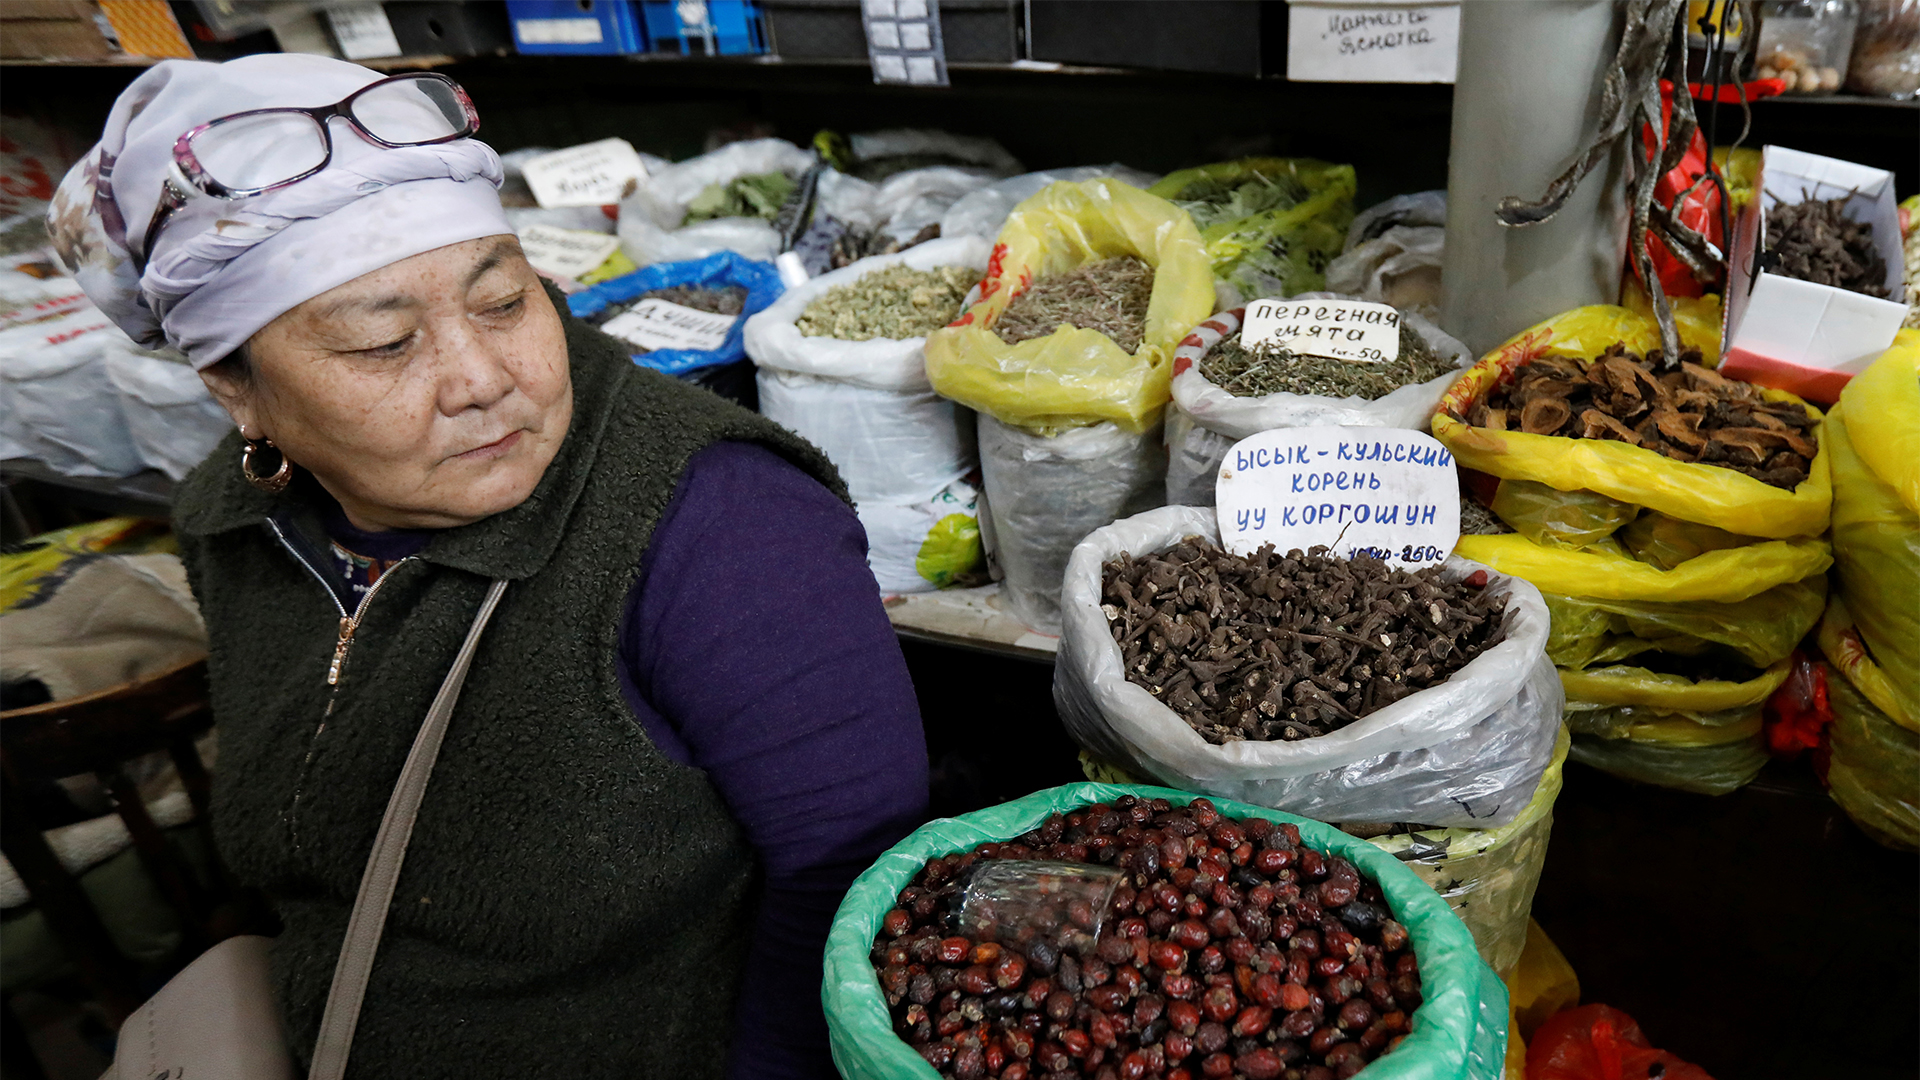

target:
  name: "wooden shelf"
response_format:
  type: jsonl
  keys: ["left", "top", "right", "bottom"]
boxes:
{"left": 883, "top": 584, "right": 1058, "bottom": 664}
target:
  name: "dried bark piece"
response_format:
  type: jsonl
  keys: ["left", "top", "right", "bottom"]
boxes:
{"left": 1520, "top": 397, "right": 1571, "bottom": 435}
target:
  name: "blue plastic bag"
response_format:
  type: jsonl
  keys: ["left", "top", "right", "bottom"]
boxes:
{"left": 825, "top": 782, "right": 1510, "bottom": 1080}
{"left": 565, "top": 250, "right": 784, "bottom": 376}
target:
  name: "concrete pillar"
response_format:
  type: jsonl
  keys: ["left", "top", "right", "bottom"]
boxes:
{"left": 1440, "top": 0, "right": 1632, "bottom": 355}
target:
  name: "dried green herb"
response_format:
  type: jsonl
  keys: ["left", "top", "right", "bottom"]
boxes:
{"left": 1459, "top": 497, "right": 1513, "bottom": 536}
{"left": 994, "top": 256, "right": 1155, "bottom": 353}
{"left": 1169, "top": 171, "right": 1310, "bottom": 231}
{"left": 1199, "top": 321, "right": 1454, "bottom": 399}
{"left": 684, "top": 171, "right": 796, "bottom": 223}
{"left": 796, "top": 263, "right": 976, "bottom": 341}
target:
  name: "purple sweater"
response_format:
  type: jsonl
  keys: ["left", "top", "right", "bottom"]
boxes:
{"left": 321, "top": 440, "right": 928, "bottom": 1080}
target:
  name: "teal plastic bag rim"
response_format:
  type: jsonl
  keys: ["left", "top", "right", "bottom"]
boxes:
{"left": 823, "top": 782, "right": 1507, "bottom": 1080}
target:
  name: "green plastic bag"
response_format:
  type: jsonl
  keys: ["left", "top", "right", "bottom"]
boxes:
{"left": 1147, "top": 158, "right": 1356, "bottom": 301}
{"left": 1558, "top": 661, "right": 1783, "bottom": 795}
{"left": 1824, "top": 661, "right": 1920, "bottom": 851}
{"left": 1541, "top": 577, "right": 1826, "bottom": 670}
{"left": 825, "top": 783, "right": 1509, "bottom": 1080}
{"left": 1490, "top": 479, "right": 1641, "bottom": 551}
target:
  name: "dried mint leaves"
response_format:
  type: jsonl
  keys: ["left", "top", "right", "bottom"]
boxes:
{"left": 1461, "top": 344, "right": 1818, "bottom": 490}
{"left": 1199, "top": 321, "right": 1455, "bottom": 400}
{"left": 995, "top": 256, "right": 1155, "bottom": 354}
{"left": 796, "top": 263, "right": 978, "bottom": 341}
{"left": 1102, "top": 540, "right": 1509, "bottom": 745}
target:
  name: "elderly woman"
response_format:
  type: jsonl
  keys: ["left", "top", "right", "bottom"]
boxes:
{"left": 51, "top": 56, "right": 928, "bottom": 1078}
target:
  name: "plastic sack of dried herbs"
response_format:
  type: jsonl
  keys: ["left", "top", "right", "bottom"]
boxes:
{"left": 746, "top": 237, "right": 990, "bottom": 501}
{"left": 1052, "top": 506, "right": 1562, "bottom": 827}
{"left": 823, "top": 782, "right": 1509, "bottom": 1080}
{"left": 1825, "top": 336, "right": 1920, "bottom": 723}
{"left": 615, "top": 138, "right": 814, "bottom": 267}
{"left": 1430, "top": 304, "right": 1833, "bottom": 540}
{"left": 925, "top": 178, "right": 1214, "bottom": 435}
{"left": 1147, "top": 158, "right": 1357, "bottom": 304}
{"left": 1162, "top": 295, "right": 1473, "bottom": 506}
{"left": 1818, "top": 607, "right": 1919, "bottom": 850}
{"left": 566, "top": 250, "right": 784, "bottom": 377}
{"left": 977, "top": 415, "right": 1166, "bottom": 634}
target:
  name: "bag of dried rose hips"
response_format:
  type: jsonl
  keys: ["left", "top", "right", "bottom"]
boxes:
{"left": 1052, "top": 506, "right": 1563, "bottom": 828}
{"left": 822, "top": 783, "right": 1510, "bottom": 1080}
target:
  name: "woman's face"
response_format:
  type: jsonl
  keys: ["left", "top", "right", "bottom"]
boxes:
{"left": 202, "top": 235, "right": 572, "bottom": 531}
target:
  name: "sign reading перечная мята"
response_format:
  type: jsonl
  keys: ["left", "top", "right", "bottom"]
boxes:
{"left": 1215, "top": 426, "right": 1460, "bottom": 568}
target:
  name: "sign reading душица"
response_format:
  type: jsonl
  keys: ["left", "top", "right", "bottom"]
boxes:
{"left": 1215, "top": 426, "right": 1460, "bottom": 568}
{"left": 1286, "top": 2, "right": 1460, "bottom": 84}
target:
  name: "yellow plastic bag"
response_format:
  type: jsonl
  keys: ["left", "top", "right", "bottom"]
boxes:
{"left": 1489, "top": 479, "right": 1641, "bottom": 550}
{"left": 1560, "top": 660, "right": 1784, "bottom": 794}
{"left": 1819, "top": 596, "right": 1914, "bottom": 732}
{"left": 1619, "top": 279, "right": 1724, "bottom": 366}
{"left": 1453, "top": 532, "right": 1831, "bottom": 605}
{"left": 1147, "top": 157, "right": 1356, "bottom": 299}
{"left": 1541, "top": 577, "right": 1825, "bottom": 670}
{"left": 924, "top": 179, "right": 1215, "bottom": 434}
{"left": 1507, "top": 918, "right": 1580, "bottom": 1043}
{"left": 1840, "top": 330, "right": 1920, "bottom": 512}
{"left": 1824, "top": 660, "right": 1920, "bottom": 851}
{"left": 1827, "top": 350, "right": 1920, "bottom": 725}
{"left": 1431, "top": 305, "right": 1833, "bottom": 539}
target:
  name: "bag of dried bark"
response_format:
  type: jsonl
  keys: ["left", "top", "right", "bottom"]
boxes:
{"left": 924, "top": 178, "right": 1215, "bottom": 435}
{"left": 978, "top": 416, "right": 1166, "bottom": 634}
{"left": 616, "top": 138, "right": 815, "bottom": 267}
{"left": 567, "top": 250, "right": 784, "bottom": 377}
{"left": 1430, "top": 304, "right": 1833, "bottom": 540}
{"left": 823, "top": 782, "right": 1511, "bottom": 1080}
{"left": 1054, "top": 506, "right": 1562, "bottom": 828}
{"left": 1163, "top": 297, "right": 1473, "bottom": 506}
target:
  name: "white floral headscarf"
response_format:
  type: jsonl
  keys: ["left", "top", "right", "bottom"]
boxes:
{"left": 48, "top": 53, "right": 511, "bottom": 368}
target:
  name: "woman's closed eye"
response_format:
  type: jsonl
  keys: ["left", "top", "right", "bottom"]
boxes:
{"left": 480, "top": 293, "right": 526, "bottom": 321}
{"left": 352, "top": 332, "right": 416, "bottom": 359}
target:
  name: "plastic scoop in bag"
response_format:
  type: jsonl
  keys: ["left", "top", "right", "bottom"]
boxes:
{"left": 954, "top": 860, "right": 1124, "bottom": 957}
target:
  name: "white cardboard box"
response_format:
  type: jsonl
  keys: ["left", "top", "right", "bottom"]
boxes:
{"left": 1720, "top": 145, "right": 1906, "bottom": 402}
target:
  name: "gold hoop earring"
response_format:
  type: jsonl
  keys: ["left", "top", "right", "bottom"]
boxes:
{"left": 241, "top": 437, "right": 292, "bottom": 494}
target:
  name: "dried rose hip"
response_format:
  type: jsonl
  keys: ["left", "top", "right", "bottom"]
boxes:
{"left": 873, "top": 801, "right": 1421, "bottom": 1078}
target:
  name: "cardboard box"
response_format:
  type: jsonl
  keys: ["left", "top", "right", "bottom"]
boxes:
{"left": 0, "top": 16, "right": 115, "bottom": 58}
{"left": 1720, "top": 145, "right": 1906, "bottom": 403}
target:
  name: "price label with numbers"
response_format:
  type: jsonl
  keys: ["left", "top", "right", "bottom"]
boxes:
{"left": 1241, "top": 298, "right": 1402, "bottom": 364}
{"left": 1214, "top": 426, "right": 1460, "bottom": 568}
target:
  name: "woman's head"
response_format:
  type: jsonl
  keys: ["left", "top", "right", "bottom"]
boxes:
{"left": 49, "top": 55, "right": 565, "bottom": 527}
{"left": 204, "top": 235, "right": 572, "bottom": 530}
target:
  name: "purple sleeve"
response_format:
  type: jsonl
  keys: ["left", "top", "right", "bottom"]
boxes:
{"left": 617, "top": 440, "right": 930, "bottom": 1080}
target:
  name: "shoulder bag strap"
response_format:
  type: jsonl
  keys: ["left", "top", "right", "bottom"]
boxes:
{"left": 306, "top": 578, "right": 511, "bottom": 1080}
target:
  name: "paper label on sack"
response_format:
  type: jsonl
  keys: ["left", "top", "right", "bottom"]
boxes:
{"left": 516, "top": 225, "right": 620, "bottom": 280}
{"left": 601, "top": 300, "right": 735, "bottom": 353}
{"left": 1215, "top": 427, "right": 1460, "bottom": 568}
{"left": 521, "top": 139, "right": 648, "bottom": 209}
{"left": 1242, "top": 298, "right": 1402, "bottom": 364}
{"left": 1286, "top": 2, "right": 1460, "bottom": 84}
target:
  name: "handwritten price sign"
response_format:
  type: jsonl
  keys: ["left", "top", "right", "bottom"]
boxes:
{"left": 1241, "top": 298, "right": 1402, "bottom": 364}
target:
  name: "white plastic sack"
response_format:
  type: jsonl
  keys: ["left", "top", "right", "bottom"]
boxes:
{"left": 1054, "top": 505, "right": 1564, "bottom": 827}
{"left": 103, "top": 347, "right": 231, "bottom": 480}
{"left": 1325, "top": 226, "right": 1446, "bottom": 317}
{"left": 1343, "top": 190, "right": 1448, "bottom": 250}
{"left": 940, "top": 164, "right": 1161, "bottom": 240}
{"left": 980, "top": 415, "right": 1166, "bottom": 635}
{"left": 746, "top": 236, "right": 991, "bottom": 502}
{"left": 616, "top": 138, "right": 815, "bottom": 267}
{"left": 859, "top": 477, "right": 983, "bottom": 595}
{"left": 0, "top": 308, "right": 142, "bottom": 477}
{"left": 850, "top": 129, "right": 1022, "bottom": 177}
{"left": 1164, "top": 298, "right": 1473, "bottom": 506}
{"left": 871, "top": 167, "right": 997, "bottom": 244}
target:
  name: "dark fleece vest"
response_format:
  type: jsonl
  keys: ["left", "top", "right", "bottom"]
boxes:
{"left": 172, "top": 305, "right": 843, "bottom": 1079}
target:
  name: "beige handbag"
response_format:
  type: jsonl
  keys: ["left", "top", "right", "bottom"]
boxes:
{"left": 104, "top": 579, "right": 510, "bottom": 1080}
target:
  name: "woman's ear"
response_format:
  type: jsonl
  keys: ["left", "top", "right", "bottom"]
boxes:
{"left": 198, "top": 349, "right": 258, "bottom": 435}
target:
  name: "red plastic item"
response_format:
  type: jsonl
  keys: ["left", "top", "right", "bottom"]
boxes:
{"left": 1686, "top": 78, "right": 1786, "bottom": 103}
{"left": 1527, "top": 1004, "right": 1716, "bottom": 1080}
{"left": 1764, "top": 650, "right": 1833, "bottom": 766}
{"left": 1633, "top": 82, "right": 1724, "bottom": 300}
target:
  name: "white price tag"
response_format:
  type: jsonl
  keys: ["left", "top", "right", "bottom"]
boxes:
{"left": 515, "top": 224, "right": 619, "bottom": 280}
{"left": 1286, "top": 2, "right": 1461, "bottom": 84}
{"left": 324, "top": 3, "right": 403, "bottom": 60}
{"left": 1241, "top": 298, "right": 1402, "bottom": 364}
{"left": 1214, "top": 426, "right": 1460, "bottom": 568}
{"left": 601, "top": 299, "right": 735, "bottom": 353}
{"left": 520, "top": 138, "right": 648, "bottom": 209}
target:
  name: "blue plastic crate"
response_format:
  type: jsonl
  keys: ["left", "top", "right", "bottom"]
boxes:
{"left": 507, "top": 0, "right": 647, "bottom": 54}
{"left": 641, "top": 0, "right": 765, "bottom": 55}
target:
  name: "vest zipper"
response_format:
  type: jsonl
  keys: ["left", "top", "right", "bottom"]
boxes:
{"left": 267, "top": 518, "right": 416, "bottom": 687}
